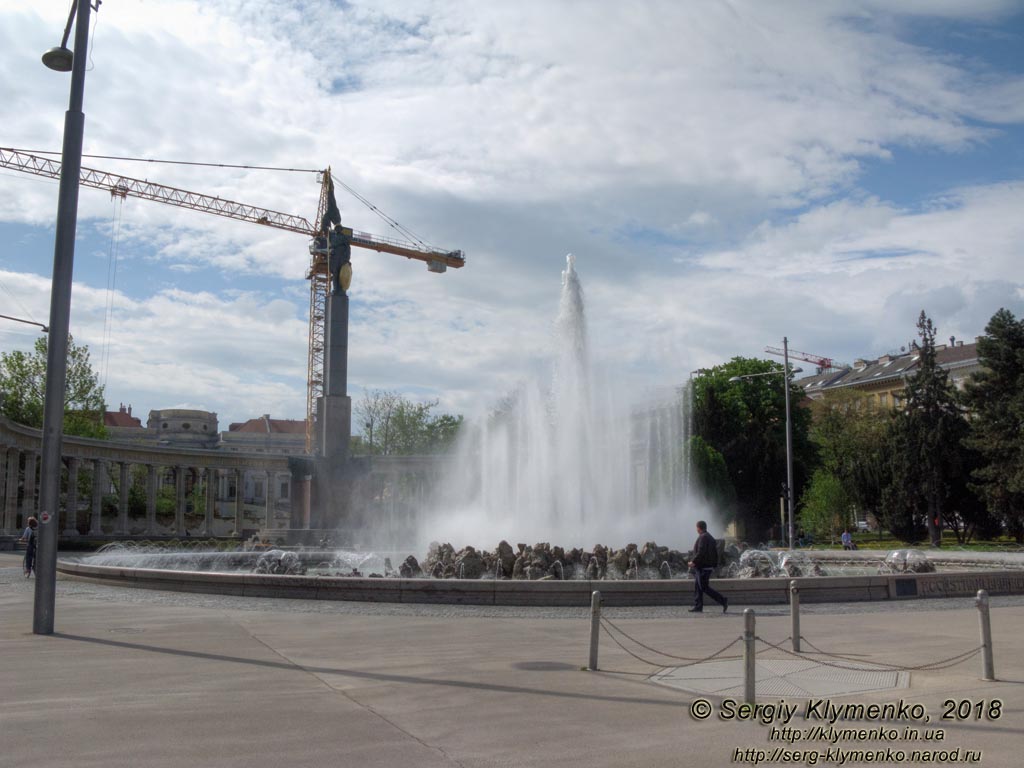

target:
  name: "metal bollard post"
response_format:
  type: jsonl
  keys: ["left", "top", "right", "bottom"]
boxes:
{"left": 743, "top": 608, "right": 756, "bottom": 704}
{"left": 588, "top": 590, "right": 601, "bottom": 671}
{"left": 790, "top": 580, "right": 801, "bottom": 653}
{"left": 975, "top": 590, "right": 995, "bottom": 681}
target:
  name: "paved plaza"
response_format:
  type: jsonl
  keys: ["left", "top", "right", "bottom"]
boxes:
{"left": 4, "top": 551, "right": 1024, "bottom": 768}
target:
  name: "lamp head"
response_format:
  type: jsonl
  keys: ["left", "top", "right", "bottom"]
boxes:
{"left": 791, "top": 366, "right": 804, "bottom": 374}
{"left": 42, "top": 46, "right": 73, "bottom": 72}
{"left": 728, "top": 376, "right": 740, "bottom": 382}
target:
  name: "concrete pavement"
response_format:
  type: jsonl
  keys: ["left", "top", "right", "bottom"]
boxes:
{"left": 3, "top": 552, "right": 1023, "bottom": 768}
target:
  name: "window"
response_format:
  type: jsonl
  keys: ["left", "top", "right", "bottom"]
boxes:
{"left": 162, "top": 422, "right": 168, "bottom": 429}
{"left": 280, "top": 481, "right": 290, "bottom": 499}
{"left": 182, "top": 423, "right": 191, "bottom": 430}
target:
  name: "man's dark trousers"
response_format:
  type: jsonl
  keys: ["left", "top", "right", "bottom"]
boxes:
{"left": 693, "top": 567, "right": 726, "bottom": 611}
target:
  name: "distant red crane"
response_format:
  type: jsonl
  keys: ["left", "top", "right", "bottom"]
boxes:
{"left": 764, "top": 345, "right": 837, "bottom": 374}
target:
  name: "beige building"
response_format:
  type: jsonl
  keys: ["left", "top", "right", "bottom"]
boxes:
{"left": 797, "top": 338, "right": 981, "bottom": 408}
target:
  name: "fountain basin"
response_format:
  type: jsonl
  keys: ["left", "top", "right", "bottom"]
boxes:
{"left": 56, "top": 558, "right": 1024, "bottom": 606}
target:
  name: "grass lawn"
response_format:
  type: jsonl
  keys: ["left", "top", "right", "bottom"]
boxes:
{"left": 805, "top": 530, "right": 1024, "bottom": 552}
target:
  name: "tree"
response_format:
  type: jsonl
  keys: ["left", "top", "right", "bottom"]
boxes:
{"left": 354, "top": 389, "right": 401, "bottom": 455}
{"left": 0, "top": 335, "right": 106, "bottom": 438}
{"left": 963, "top": 308, "right": 1024, "bottom": 542}
{"left": 689, "top": 435, "right": 736, "bottom": 513}
{"left": 354, "top": 389, "right": 462, "bottom": 455}
{"left": 692, "top": 357, "right": 814, "bottom": 540}
{"left": 809, "top": 388, "right": 891, "bottom": 525}
{"left": 880, "top": 312, "right": 978, "bottom": 546}
{"left": 799, "top": 468, "right": 851, "bottom": 544}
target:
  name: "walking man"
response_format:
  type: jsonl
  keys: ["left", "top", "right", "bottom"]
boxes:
{"left": 688, "top": 520, "right": 728, "bottom": 613}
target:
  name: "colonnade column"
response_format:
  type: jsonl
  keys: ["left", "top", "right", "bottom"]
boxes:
{"left": 90, "top": 459, "right": 105, "bottom": 535}
{"left": 264, "top": 470, "right": 275, "bottom": 529}
{"left": 3, "top": 448, "right": 18, "bottom": 533}
{"left": 63, "top": 457, "right": 79, "bottom": 536}
{"left": 145, "top": 465, "right": 157, "bottom": 535}
{"left": 203, "top": 467, "right": 216, "bottom": 536}
{"left": 118, "top": 461, "right": 130, "bottom": 536}
{"left": 233, "top": 469, "right": 243, "bottom": 536}
{"left": 22, "top": 451, "right": 38, "bottom": 522}
{"left": 174, "top": 465, "right": 186, "bottom": 534}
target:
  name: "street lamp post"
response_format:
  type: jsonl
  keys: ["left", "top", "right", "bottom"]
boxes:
{"left": 729, "top": 341, "right": 801, "bottom": 550}
{"left": 34, "top": 0, "right": 94, "bottom": 635}
{"left": 782, "top": 337, "right": 795, "bottom": 551}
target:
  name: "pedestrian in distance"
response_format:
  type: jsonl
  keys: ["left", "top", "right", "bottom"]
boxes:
{"left": 20, "top": 516, "right": 38, "bottom": 578}
{"left": 841, "top": 529, "right": 855, "bottom": 550}
{"left": 688, "top": 520, "right": 728, "bottom": 614}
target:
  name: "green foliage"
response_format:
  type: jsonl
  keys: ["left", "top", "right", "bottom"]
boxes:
{"left": 0, "top": 335, "right": 106, "bottom": 438}
{"left": 155, "top": 486, "right": 176, "bottom": 520}
{"left": 963, "top": 307, "right": 1024, "bottom": 542}
{"left": 692, "top": 357, "right": 815, "bottom": 540}
{"left": 354, "top": 389, "right": 462, "bottom": 455}
{"left": 689, "top": 435, "right": 736, "bottom": 514}
{"left": 799, "top": 469, "right": 851, "bottom": 543}
{"left": 190, "top": 478, "right": 206, "bottom": 517}
{"left": 809, "top": 389, "right": 891, "bottom": 522}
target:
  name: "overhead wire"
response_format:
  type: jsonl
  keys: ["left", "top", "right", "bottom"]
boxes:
{"left": 332, "top": 175, "right": 436, "bottom": 251}
{"left": 99, "top": 195, "right": 124, "bottom": 391}
{"left": 2, "top": 147, "right": 320, "bottom": 174}
{"left": 0, "top": 279, "right": 42, "bottom": 329}
{"left": 3, "top": 148, "right": 438, "bottom": 250}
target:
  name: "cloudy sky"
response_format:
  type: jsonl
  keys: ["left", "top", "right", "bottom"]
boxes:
{"left": 1, "top": 0, "right": 1023, "bottom": 429}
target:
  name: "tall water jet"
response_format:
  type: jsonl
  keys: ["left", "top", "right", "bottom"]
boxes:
{"left": 418, "top": 255, "right": 705, "bottom": 550}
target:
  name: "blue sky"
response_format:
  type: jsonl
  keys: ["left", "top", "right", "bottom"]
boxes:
{"left": 1, "top": 0, "right": 1023, "bottom": 428}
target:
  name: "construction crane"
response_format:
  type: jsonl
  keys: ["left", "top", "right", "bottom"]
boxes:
{"left": 0, "top": 147, "right": 465, "bottom": 451}
{"left": 764, "top": 344, "right": 837, "bottom": 374}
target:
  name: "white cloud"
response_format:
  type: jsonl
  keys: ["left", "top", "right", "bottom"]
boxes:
{"left": 1, "top": 0, "right": 1023, "bottom": 432}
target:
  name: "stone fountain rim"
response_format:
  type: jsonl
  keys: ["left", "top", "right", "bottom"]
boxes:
{"left": 55, "top": 559, "right": 1024, "bottom": 607}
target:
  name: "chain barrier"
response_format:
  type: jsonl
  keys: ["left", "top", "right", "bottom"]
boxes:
{"left": 600, "top": 616, "right": 742, "bottom": 662}
{"left": 794, "top": 635, "right": 985, "bottom": 672}
{"left": 754, "top": 635, "right": 984, "bottom": 673}
{"left": 598, "top": 617, "right": 742, "bottom": 670}
{"left": 594, "top": 617, "right": 982, "bottom": 676}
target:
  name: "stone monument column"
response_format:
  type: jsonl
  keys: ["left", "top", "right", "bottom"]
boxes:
{"left": 3, "top": 448, "right": 19, "bottom": 533}
{"left": 90, "top": 459, "right": 106, "bottom": 535}
{"left": 118, "top": 461, "right": 130, "bottom": 535}
{"left": 63, "top": 457, "right": 80, "bottom": 536}
{"left": 145, "top": 464, "right": 157, "bottom": 535}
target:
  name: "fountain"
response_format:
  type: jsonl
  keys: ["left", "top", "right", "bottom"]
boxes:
{"left": 58, "top": 257, "right": 1024, "bottom": 604}
{"left": 419, "top": 254, "right": 706, "bottom": 551}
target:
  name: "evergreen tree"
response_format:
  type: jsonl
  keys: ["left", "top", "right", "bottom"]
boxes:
{"left": 963, "top": 308, "right": 1024, "bottom": 542}
{"left": 881, "top": 312, "right": 974, "bottom": 546}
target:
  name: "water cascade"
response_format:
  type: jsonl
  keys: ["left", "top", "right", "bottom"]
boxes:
{"left": 420, "top": 254, "right": 700, "bottom": 549}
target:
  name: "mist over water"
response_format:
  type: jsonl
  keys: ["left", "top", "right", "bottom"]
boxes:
{"left": 415, "top": 254, "right": 711, "bottom": 552}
